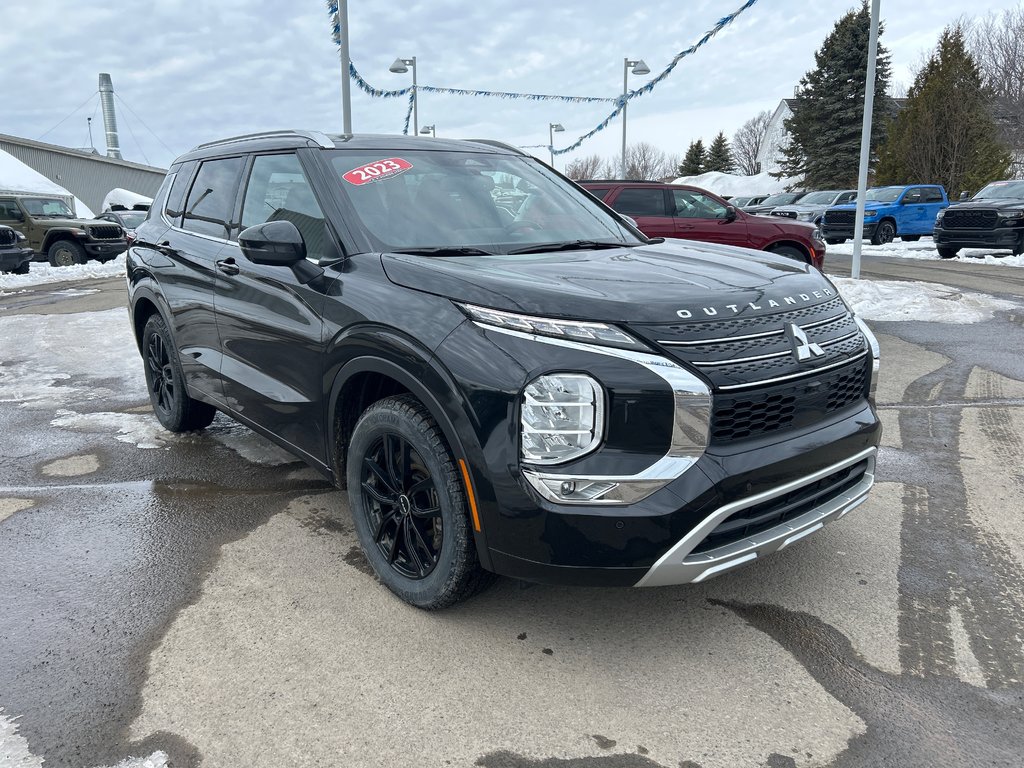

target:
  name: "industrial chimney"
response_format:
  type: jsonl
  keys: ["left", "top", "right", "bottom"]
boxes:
{"left": 98, "top": 73, "right": 123, "bottom": 160}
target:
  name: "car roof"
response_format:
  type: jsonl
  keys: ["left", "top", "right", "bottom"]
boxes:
{"left": 173, "top": 130, "right": 521, "bottom": 165}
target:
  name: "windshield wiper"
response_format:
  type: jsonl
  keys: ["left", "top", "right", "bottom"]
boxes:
{"left": 391, "top": 246, "right": 494, "bottom": 256}
{"left": 506, "top": 240, "right": 633, "bottom": 255}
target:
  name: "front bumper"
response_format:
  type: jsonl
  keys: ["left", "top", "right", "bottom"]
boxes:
{"left": 0, "top": 246, "right": 34, "bottom": 271}
{"left": 84, "top": 239, "right": 128, "bottom": 257}
{"left": 933, "top": 224, "right": 1022, "bottom": 251}
{"left": 821, "top": 221, "right": 877, "bottom": 240}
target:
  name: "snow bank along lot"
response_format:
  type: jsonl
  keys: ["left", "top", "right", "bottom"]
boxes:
{"left": 827, "top": 237, "right": 1024, "bottom": 267}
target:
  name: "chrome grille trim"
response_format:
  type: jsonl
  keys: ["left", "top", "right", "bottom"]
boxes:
{"left": 656, "top": 310, "right": 850, "bottom": 347}
{"left": 717, "top": 349, "right": 869, "bottom": 391}
{"left": 690, "top": 329, "right": 863, "bottom": 369}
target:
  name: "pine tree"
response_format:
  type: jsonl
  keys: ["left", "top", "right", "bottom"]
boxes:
{"left": 705, "top": 132, "right": 735, "bottom": 173}
{"left": 777, "top": 2, "right": 892, "bottom": 187}
{"left": 876, "top": 26, "right": 1011, "bottom": 194}
{"left": 678, "top": 140, "right": 706, "bottom": 176}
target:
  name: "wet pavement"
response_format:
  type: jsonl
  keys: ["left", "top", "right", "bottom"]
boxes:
{"left": 1, "top": 260, "right": 1023, "bottom": 767}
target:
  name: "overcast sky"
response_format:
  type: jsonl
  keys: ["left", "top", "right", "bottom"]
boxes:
{"left": 2, "top": 0, "right": 1019, "bottom": 170}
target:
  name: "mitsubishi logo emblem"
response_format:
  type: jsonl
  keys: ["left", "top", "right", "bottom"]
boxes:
{"left": 786, "top": 323, "right": 825, "bottom": 362}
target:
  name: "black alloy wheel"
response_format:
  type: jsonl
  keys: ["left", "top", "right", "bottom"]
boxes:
{"left": 360, "top": 432, "right": 443, "bottom": 580}
{"left": 140, "top": 315, "right": 217, "bottom": 432}
{"left": 871, "top": 220, "right": 896, "bottom": 245}
{"left": 346, "top": 395, "right": 492, "bottom": 609}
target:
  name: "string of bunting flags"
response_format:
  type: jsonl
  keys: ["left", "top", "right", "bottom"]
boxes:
{"left": 327, "top": 0, "right": 760, "bottom": 149}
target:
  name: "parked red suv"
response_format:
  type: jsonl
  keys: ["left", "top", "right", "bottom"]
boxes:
{"left": 580, "top": 181, "right": 826, "bottom": 270}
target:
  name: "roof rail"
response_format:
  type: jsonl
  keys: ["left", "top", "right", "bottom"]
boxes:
{"left": 577, "top": 179, "right": 657, "bottom": 184}
{"left": 193, "top": 130, "right": 335, "bottom": 151}
{"left": 463, "top": 139, "right": 527, "bottom": 156}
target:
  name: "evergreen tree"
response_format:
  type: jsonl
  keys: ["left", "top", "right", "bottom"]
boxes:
{"left": 705, "top": 132, "right": 735, "bottom": 173}
{"left": 876, "top": 26, "right": 1011, "bottom": 194}
{"left": 777, "top": 2, "right": 892, "bottom": 187}
{"left": 678, "top": 140, "right": 706, "bottom": 176}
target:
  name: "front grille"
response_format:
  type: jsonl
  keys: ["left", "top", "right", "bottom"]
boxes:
{"left": 691, "top": 459, "right": 870, "bottom": 554}
{"left": 942, "top": 209, "right": 999, "bottom": 230}
{"left": 711, "top": 359, "right": 868, "bottom": 441}
{"left": 824, "top": 209, "right": 855, "bottom": 225}
{"left": 0, "top": 228, "right": 15, "bottom": 246}
{"left": 88, "top": 224, "right": 122, "bottom": 240}
{"left": 629, "top": 295, "right": 870, "bottom": 444}
{"left": 771, "top": 210, "right": 797, "bottom": 219}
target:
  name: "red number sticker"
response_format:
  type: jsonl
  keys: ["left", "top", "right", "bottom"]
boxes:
{"left": 342, "top": 158, "right": 413, "bottom": 185}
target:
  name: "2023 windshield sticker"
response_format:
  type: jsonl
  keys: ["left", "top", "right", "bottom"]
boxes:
{"left": 342, "top": 158, "right": 413, "bottom": 185}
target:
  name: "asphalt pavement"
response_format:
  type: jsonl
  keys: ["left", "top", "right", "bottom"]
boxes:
{"left": 1, "top": 257, "right": 1023, "bottom": 768}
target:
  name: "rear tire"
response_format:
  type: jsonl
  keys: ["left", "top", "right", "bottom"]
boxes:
{"left": 47, "top": 239, "right": 87, "bottom": 267}
{"left": 347, "top": 394, "right": 493, "bottom": 609}
{"left": 937, "top": 246, "right": 960, "bottom": 260}
{"left": 825, "top": 238, "right": 846, "bottom": 245}
{"left": 141, "top": 314, "right": 217, "bottom": 432}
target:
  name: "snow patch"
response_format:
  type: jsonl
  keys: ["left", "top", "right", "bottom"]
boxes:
{"left": 827, "top": 238, "right": 1024, "bottom": 268}
{"left": 0, "top": 148, "right": 74, "bottom": 198}
{"left": 671, "top": 170, "right": 795, "bottom": 197}
{"left": 102, "top": 188, "right": 152, "bottom": 212}
{"left": 831, "top": 277, "right": 1019, "bottom": 323}
{"left": 0, "top": 254, "right": 127, "bottom": 290}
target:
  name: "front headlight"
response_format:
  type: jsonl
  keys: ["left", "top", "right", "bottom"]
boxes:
{"left": 15, "top": 230, "right": 26, "bottom": 241}
{"left": 935, "top": 208, "right": 946, "bottom": 221}
{"left": 458, "top": 302, "right": 647, "bottom": 351}
{"left": 797, "top": 212, "right": 816, "bottom": 221}
{"left": 863, "top": 210, "right": 878, "bottom": 218}
{"left": 1002, "top": 209, "right": 1024, "bottom": 220}
{"left": 521, "top": 373, "right": 603, "bottom": 465}
{"left": 854, "top": 316, "right": 880, "bottom": 399}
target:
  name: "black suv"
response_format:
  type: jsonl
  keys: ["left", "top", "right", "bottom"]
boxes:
{"left": 0, "top": 224, "right": 33, "bottom": 274}
{"left": 933, "top": 179, "right": 1024, "bottom": 259}
{"left": 127, "top": 130, "right": 881, "bottom": 609}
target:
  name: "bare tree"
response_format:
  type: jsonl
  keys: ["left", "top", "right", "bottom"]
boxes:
{"left": 563, "top": 154, "right": 604, "bottom": 180}
{"left": 966, "top": 5, "right": 1024, "bottom": 176}
{"left": 601, "top": 143, "right": 675, "bottom": 180}
{"left": 731, "top": 110, "right": 771, "bottom": 176}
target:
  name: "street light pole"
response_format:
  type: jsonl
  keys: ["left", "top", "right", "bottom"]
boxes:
{"left": 549, "top": 122, "right": 564, "bottom": 167}
{"left": 389, "top": 56, "right": 418, "bottom": 135}
{"left": 851, "top": 0, "right": 881, "bottom": 280}
{"left": 339, "top": 0, "right": 352, "bottom": 133}
{"left": 420, "top": 125, "right": 436, "bottom": 137}
{"left": 620, "top": 58, "right": 650, "bottom": 178}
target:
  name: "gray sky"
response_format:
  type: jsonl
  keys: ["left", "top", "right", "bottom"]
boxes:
{"left": 2, "top": 0, "right": 1019, "bottom": 170}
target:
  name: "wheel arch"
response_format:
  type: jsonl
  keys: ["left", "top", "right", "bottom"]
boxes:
{"left": 40, "top": 229, "right": 81, "bottom": 253}
{"left": 128, "top": 284, "right": 173, "bottom": 355}
{"left": 764, "top": 239, "right": 813, "bottom": 264}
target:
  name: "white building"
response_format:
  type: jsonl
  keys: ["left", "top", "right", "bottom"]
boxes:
{"left": 755, "top": 99, "right": 798, "bottom": 177}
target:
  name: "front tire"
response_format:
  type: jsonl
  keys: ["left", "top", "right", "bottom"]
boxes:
{"left": 901, "top": 235, "right": 921, "bottom": 242}
{"left": 47, "top": 239, "right": 87, "bottom": 267}
{"left": 937, "top": 246, "right": 960, "bottom": 259}
{"left": 768, "top": 244, "right": 810, "bottom": 265}
{"left": 14, "top": 260, "right": 30, "bottom": 275}
{"left": 870, "top": 221, "right": 896, "bottom": 246}
{"left": 825, "top": 238, "right": 846, "bottom": 245}
{"left": 141, "top": 314, "right": 216, "bottom": 432}
{"left": 347, "top": 395, "right": 492, "bottom": 609}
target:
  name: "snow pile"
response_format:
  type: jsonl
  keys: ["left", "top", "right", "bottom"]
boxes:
{"left": 102, "top": 188, "right": 152, "bottom": 212}
{"left": 831, "top": 277, "right": 1019, "bottom": 323}
{"left": 0, "top": 147, "right": 70, "bottom": 197}
{"left": 0, "top": 254, "right": 127, "bottom": 291}
{"left": 828, "top": 239, "right": 1024, "bottom": 268}
{"left": 671, "top": 170, "right": 795, "bottom": 197}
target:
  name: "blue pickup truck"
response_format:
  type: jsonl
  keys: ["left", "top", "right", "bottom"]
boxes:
{"left": 821, "top": 185, "right": 948, "bottom": 245}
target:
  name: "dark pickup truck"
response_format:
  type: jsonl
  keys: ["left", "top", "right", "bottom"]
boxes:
{"left": 933, "top": 179, "right": 1024, "bottom": 258}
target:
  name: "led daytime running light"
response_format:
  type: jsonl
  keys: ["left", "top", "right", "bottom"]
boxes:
{"left": 459, "top": 302, "right": 645, "bottom": 350}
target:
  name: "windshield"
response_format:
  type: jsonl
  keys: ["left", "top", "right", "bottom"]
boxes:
{"left": 974, "top": 180, "right": 1024, "bottom": 200}
{"left": 21, "top": 198, "right": 74, "bottom": 217}
{"left": 759, "top": 193, "right": 800, "bottom": 206}
{"left": 865, "top": 187, "right": 902, "bottom": 202}
{"left": 328, "top": 150, "right": 641, "bottom": 254}
{"left": 117, "top": 212, "right": 147, "bottom": 228}
{"left": 799, "top": 191, "right": 841, "bottom": 205}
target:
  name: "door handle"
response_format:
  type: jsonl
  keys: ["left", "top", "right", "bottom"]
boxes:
{"left": 157, "top": 240, "right": 178, "bottom": 256}
{"left": 216, "top": 257, "right": 240, "bottom": 276}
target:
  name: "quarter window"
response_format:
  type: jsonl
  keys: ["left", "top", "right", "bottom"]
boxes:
{"left": 611, "top": 188, "right": 668, "bottom": 216}
{"left": 181, "top": 157, "right": 244, "bottom": 239}
{"left": 240, "top": 154, "right": 327, "bottom": 261}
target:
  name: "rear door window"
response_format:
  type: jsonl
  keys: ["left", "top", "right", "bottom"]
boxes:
{"left": 672, "top": 189, "right": 729, "bottom": 219}
{"left": 922, "top": 188, "right": 945, "bottom": 203}
{"left": 181, "top": 157, "right": 244, "bottom": 239}
{"left": 610, "top": 188, "right": 670, "bottom": 216}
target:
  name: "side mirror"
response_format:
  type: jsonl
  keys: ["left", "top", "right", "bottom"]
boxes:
{"left": 238, "top": 220, "right": 306, "bottom": 266}
{"left": 621, "top": 214, "right": 639, "bottom": 228}
{"left": 723, "top": 205, "right": 738, "bottom": 222}
{"left": 959, "top": 191, "right": 970, "bottom": 201}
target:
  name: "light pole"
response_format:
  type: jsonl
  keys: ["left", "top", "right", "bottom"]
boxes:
{"left": 851, "top": 0, "right": 881, "bottom": 280}
{"left": 621, "top": 58, "right": 650, "bottom": 178}
{"left": 389, "top": 56, "right": 418, "bottom": 135}
{"left": 338, "top": 0, "right": 352, "bottom": 133}
{"left": 548, "top": 123, "right": 564, "bottom": 167}
{"left": 420, "top": 125, "right": 436, "bottom": 137}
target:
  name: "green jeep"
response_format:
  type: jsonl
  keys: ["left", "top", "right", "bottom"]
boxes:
{"left": 0, "top": 195, "right": 128, "bottom": 267}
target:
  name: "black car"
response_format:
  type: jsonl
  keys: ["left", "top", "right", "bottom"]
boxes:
{"left": 933, "top": 179, "right": 1024, "bottom": 259}
{"left": 0, "top": 224, "right": 33, "bottom": 274}
{"left": 127, "top": 130, "right": 881, "bottom": 609}
{"left": 741, "top": 191, "right": 807, "bottom": 216}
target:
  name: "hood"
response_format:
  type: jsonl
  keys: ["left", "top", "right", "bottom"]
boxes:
{"left": 30, "top": 217, "right": 104, "bottom": 228}
{"left": 774, "top": 202, "right": 830, "bottom": 214}
{"left": 381, "top": 240, "right": 834, "bottom": 324}
{"left": 954, "top": 197, "right": 1024, "bottom": 210}
{"left": 830, "top": 201, "right": 892, "bottom": 212}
